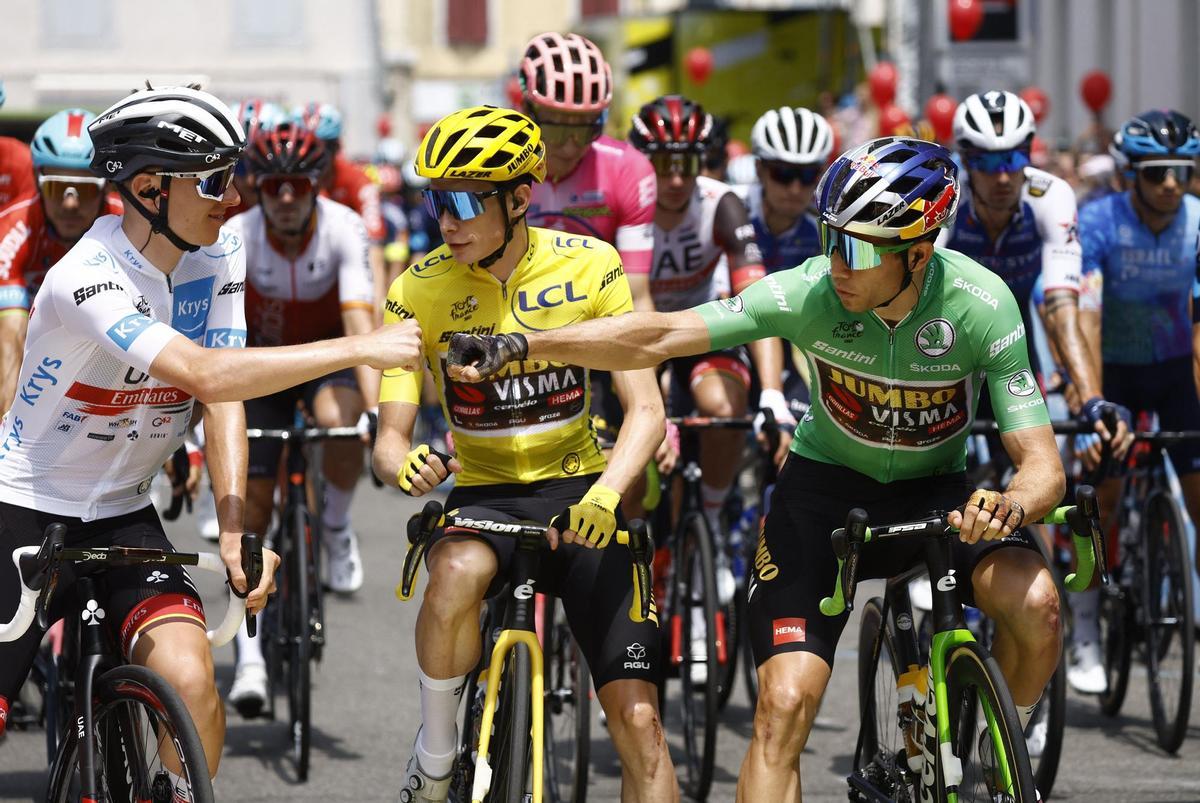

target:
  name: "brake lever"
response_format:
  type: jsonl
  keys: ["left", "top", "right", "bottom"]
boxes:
{"left": 34, "top": 524, "right": 68, "bottom": 632}
{"left": 820, "top": 508, "right": 869, "bottom": 616}
{"left": 240, "top": 532, "right": 263, "bottom": 636}
{"left": 398, "top": 500, "right": 444, "bottom": 600}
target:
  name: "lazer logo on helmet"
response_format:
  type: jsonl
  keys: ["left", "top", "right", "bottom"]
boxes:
{"left": 813, "top": 357, "right": 971, "bottom": 448}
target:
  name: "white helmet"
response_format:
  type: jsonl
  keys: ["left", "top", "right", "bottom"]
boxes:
{"left": 401, "top": 159, "right": 428, "bottom": 190}
{"left": 751, "top": 107, "right": 834, "bottom": 165}
{"left": 726, "top": 153, "right": 758, "bottom": 187}
{"left": 953, "top": 90, "right": 1035, "bottom": 152}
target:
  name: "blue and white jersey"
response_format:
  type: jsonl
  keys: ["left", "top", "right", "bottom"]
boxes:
{"left": 1079, "top": 192, "right": 1200, "bottom": 365}
{"left": 939, "top": 167, "right": 1082, "bottom": 319}
{"left": 745, "top": 183, "right": 821, "bottom": 274}
{"left": 0, "top": 215, "right": 246, "bottom": 520}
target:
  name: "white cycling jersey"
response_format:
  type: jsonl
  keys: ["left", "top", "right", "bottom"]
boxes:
{"left": 224, "top": 197, "right": 374, "bottom": 347}
{"left": 0, "top": 215, "right": 246, "bottom": 521}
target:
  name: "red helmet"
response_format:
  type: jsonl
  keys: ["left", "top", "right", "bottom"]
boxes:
{"left": 628, "top": 95, "right": 712, "bottom": 154}
{"left": 243, "top": 121, "right": 330, "bottom": 176}
{"left": 519, "top": 32, "right": 613, "bottom": 113}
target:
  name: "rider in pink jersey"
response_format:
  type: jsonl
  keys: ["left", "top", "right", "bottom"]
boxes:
{"left": 519, "top": 32, "right": 656, "bottom": 311}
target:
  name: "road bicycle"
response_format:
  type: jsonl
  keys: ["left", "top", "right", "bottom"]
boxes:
{"left": 1097, "top": 427, "right": 1198, "bottom": 753}
{"left": 0, "top": 524, "right": 261, "bottom": 803}
{"left": 245, "top": 422, "right": 362, "bottom": 782}
{"left": 824, "top": 484, "right": 1106, "bottom": 802}
{"left": 397, "top": 500, "right": 654, "bottom": 803}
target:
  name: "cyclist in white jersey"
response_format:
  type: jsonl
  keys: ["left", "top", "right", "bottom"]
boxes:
{"left": 0, "top": 87, "right": 421, "bottom": 778}
{"left": 221, "top": 121, "right": 379, "bottom": 714}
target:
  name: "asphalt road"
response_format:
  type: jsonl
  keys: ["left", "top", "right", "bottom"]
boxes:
{"left": 3, "top": 482, "right": 1200, "bottom": 801}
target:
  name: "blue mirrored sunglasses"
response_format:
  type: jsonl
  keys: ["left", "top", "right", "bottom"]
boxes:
{"left": 964, "top": 149, "right": 1031, "bottom": 174}
{"left": 162, "top": 164, "right": 237, "bottom": 201}
{"left": 422, "top": 188, "right": 502, "bottom": 222}
{"left": 818, "top": 220, "right": 908, "bottom": 270}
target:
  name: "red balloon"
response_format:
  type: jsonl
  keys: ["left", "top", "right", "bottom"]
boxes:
{"left": 1080, "top": 70, "right": 1112, "bottom": 113}
{"left": 505, "top": 74, "right": 523, "bottom": 109}
{"left": 685, "top": 47, "right": 714, "bottom": 86}
{"left": 868, "top": 62, "right": 898, "bottom": 108}
{"left": 1019, "top": 86, "right": 1050, "bottom": 124}
{"left": 376, "top": 114, "right": 392, "bottom": 139}
{"left": 948, "top": 0, "right": 984, "bottom": 41}
{"left": 879, "top": 104, "right": 911, "bottom": 137}
{"left": 924, "top": 93, "right": 957, "bottom": 142}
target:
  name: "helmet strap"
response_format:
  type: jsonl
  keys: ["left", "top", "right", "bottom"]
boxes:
{"left": 115, "top": 176, "right": 202, "bottom": 253}
{"left": 478, "top": 187, "right": 521, "bottom": 269}
{"left": 874, "top": 247, "right": 916, "bottom": 310}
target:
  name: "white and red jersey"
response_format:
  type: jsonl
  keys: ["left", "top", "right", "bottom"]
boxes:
{"left": 0, "top": 138, "right": 34, "bottom": 212}
{"left": 224, "top": 196, "right": 374, "bottom": 347}
{"left": 327, "top": 155, "right": 386, "bottom": 243}
{"left": 0, "top": 215, "right": 246, "bottom": 521}
{"left": 527, "top": 135, "right": 656, "bottom": 275}
{"left": 649, "top": 175, "right": 764, "bottom": 312}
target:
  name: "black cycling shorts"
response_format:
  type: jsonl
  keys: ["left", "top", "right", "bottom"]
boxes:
{"left": 665, "top": 347, "right": 751, "bottom": 417}
{"left": 0, "top": 503, "right": 204, "bottom": 702}
{"left": 436, "top": 475, "right": 661, "bottom": 690}
{"left": 747, "top": 456, "right": 1040, "bottom": 669}
{"left": 245, "top": 367, "right": 358, "bottom": 478}
{"left": 1104, "top": 356, "right": 1200, "bottom": 474}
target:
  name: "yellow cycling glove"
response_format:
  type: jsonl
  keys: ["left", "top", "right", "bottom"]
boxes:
{"left": 397, "top": 444, "right": 454, "bottom": 495}
{"left": 553, "top": 483, "right": 621, "bottom": 548}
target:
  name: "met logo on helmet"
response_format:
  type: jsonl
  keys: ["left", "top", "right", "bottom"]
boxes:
{"left": 156, "top": 120, "right": 206, "bottom": 144}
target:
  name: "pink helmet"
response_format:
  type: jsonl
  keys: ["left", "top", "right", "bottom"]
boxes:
{"left": 519, "top": 32, "right": 613, "bottom": 113}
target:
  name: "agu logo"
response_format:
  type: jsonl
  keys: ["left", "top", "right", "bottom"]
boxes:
{"left": 772, "top": 617, "right": 807, "bottom": 646}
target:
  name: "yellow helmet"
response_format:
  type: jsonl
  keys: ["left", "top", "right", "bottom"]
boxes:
{"left": 416, "top": 106, "right": 546, "bottom": 183}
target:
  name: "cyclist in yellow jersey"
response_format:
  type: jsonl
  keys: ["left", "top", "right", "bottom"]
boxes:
{"left": 373, "top": 107, "right": 678, "bottom": 803}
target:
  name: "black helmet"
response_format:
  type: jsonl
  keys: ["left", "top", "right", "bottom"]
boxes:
{"left": 88, "top": 85, "right": 245, "bottom": 182}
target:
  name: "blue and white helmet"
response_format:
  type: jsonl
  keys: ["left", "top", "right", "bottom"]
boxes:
{"left": 816, "top": 137, "right": 959, "bottom": 243}
{"left": 0, "top": 80, "right": 6, "bottom": 109}
{"left": 31, "top": 109, "right": 98, "bottom": 171}
{"left": 1110, "top": 109, "right": 1200, "bottom": 168}
{"left": 294, "top": 102, "right": 343, "bottom": 142}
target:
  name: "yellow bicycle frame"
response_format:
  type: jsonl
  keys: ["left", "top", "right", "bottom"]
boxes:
{"left": 471, "top": 628, "right": 545, "bottom": 803}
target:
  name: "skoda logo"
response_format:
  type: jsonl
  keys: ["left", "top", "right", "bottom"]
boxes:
{"left": 915, "top": 318, "right": 955, "bottom": 358}
{"left": 1007, "top": 370, "right": 1037, "bottom": 397}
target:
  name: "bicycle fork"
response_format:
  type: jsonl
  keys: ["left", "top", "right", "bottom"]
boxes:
{"left": 472, "top": 536, "right": 545, "bottom": 803}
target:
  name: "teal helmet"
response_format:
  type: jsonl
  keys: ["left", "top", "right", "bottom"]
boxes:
{"left": 31, "top": 109, "right": 97, "bottom": 171}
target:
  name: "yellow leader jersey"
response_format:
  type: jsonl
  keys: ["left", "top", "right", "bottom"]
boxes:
{"left": 380, "top": 227, "right": 632, "bottom": 486}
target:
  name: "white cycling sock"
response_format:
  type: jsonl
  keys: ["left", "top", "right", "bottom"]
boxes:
{"left": 322, "top": 483, "right": 354, "bottom": 531}
{"left": 235, "top": 620, "right": 264, "bottom": 666}
{"left": 1016, "top": 695, "right": 1041, "bottom": 730}
{"left": 701, "top": 482, "right": 729, "bottom": 536}
{"left": 1072, "top": 587, "right": 1101, "bottom": 645}
{"left": 416, "top": 667, "right": 466, "bottom": 778}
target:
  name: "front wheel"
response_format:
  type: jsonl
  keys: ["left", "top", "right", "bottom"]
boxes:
{"left": 855, "top": 598, "right": 916, "bottom": 800}
{"left": 1098, "top": 585, "right": 1133, "bottom": 717}
{"left": 1141, "top": 490, "right": 1195, "bottom": 753}
{"left": 544, "top": 597, "right": 589, "bottom": 803}
{"left": 1028, "top": 652, "right": 1066, "bottom": 797}
{"left": 942, "top": 640, "right": 1037, "bottom": 802}
{"left": 286, "top": 502, "right": 313, "bottom": 781}
{"left": 673, "top": 511, "right": 718, "bottom": 801}
{"left": 490, "top": 643, "right": 533, "bottom": 802}
{"left": 45, "top": 665, "right": 215, "bottom": 803}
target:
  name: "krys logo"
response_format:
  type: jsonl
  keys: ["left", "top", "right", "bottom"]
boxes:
{"left": 813, "top": 356, "right": 971, "bottom": 448}
{"left": 915, "top": 318, "right": 955, "bottom": 358}
{"left": 171, "top": 276, "right": 215, "bottom": 339}
{"left": 510, "top": 282, "right": 588, "bottom": 331}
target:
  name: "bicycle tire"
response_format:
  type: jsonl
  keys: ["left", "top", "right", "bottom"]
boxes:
{"left": 674, "top": 511, "right": 718, "bottom": 801}
{"left": 741, "top": 532, "right": 759, "bottom": 708}
{"left": 942, "top": 640, "right": 1036, "bottom": 803}
{"left": 1098, "top": 584, "right": 1133, "bottom": 717}
{"left": 490, "top": 643, "right": 533, "bottom": 802}
{"left": 855, "top": 597, "right": 916, "bottom": 800}
{"left": 287, "top": 501, "right": 313, "bottom": 781}
{"left": 544, "top": 598, "right": 590, "bottom": 803}
{"left": 45, "top": 664, "right": 215, "bottom": 803}
{"left": 1141, "top": 490, "right": 1195, "bottom": 753}
{"left": 716, "top": 585, "right": 741, "bottom": 712}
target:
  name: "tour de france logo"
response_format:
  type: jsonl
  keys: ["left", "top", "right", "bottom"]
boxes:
{"left": 915, "top": 318, "right": 955, "bottom": 358}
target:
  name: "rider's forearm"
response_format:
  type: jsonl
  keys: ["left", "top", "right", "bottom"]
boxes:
{"left": 1043, "top": 290, "right": 1101, "bottom": 405}
{"left": 372, "top": 400, "right": 419, "bottom": 488}
{"left": 525, "top": 310, "right": 710, "bottom": 371}
{"left": 1002, "top": 428, "right": 1067, "bottom": 523}
{"left": 596, "top": 369, "right": 665, "bottom": 497}
{"left": 749, "top": 337, "right": 784, "bottom": 393}
{"left": 203, "top": 401, "right": 247, "bottom": 546}
{"left": 343, "top": 307, "right": 381, "bottom": 408}
{"left": 153, "top": 335, "right": 370, "bottom": 404}
{"left": 0, "top": 313, "right": 28, "bottom": 415}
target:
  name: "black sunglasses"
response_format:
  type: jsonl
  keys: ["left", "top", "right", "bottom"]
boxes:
{"left": 765, "top": 163, "right": 822, "bottom": 186}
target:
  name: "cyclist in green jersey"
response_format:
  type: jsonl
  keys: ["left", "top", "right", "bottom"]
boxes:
{"left": 448, "top": 137, "right": 1067, "bottom": 801}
